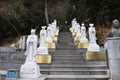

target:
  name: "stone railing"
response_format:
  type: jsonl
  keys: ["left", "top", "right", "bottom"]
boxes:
{"left": 105, "top": 37, "right": 120, "bottom": 80}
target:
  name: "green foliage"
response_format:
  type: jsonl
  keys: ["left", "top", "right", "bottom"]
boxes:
{"left": 0, "top": 1, "right": 45, "bottom": 41}
{"left": 1, "top": 0, "right": 120, "bottom": 42}
{"left": 68, "top": 0, "right": 120, "bottom": 26}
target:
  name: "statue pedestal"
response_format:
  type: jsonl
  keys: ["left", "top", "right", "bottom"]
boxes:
{"left": 54, "top": 30, "right": 59, "bottom": 37}
{"left": 37, "top": 46, "right": 48, "bottom": 55}
{"left": 20, "top": 62, "right": 40, "bottom": 78}
{"left": 80, "top": 38, "right": 88, "bottom": 43}
{"left": 69, "top": 28, "right": 74, "bottom": 33}
{"left": 78, "top": 43, "right": 89, "bottom": 48}
{"left": 74, "top": 37, "right": 81, "bottom": 45}
{"left": 86, "top": 52, "right": 106, "bottom": 60}
{"left": 52, "top": 36, "right": 58, "bottom": 42}
{"left": 74, "top": 36, "right": 81, "bottom": 42}
{"left": 46, "top": 43, "right": 56, "bottom": 53}
{"left": 19, "top": 75, "right": 47, "bottom": 80}
{"left": 46, "top": 43, "right": 56, "bottom": 49}
{"left": 87, "top": 43, "right": 100, "bottom": 52}
{"left": 72, "top": 32, "right": 76, "bottom": 37}
{"left": 36, "top": 54, "right": 52, "bottom": 64}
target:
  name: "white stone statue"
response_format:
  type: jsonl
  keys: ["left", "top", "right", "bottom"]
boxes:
{"left": 71, "top": 18, "right": 77, "bottom": 29}
{"left": 54, "top": 19, "right": 57, "bottom": 28}
{"left": 87, "top": 23, "right": 100, "bottom": 52}
{"left": 80, "top": 23, "right": 88, "bottom": 43}
{"left": 39, "top": 26, "right": 46, "bottom": 46}
{"left": 74, "top": 23, "right": 78, "bottom": 32}
{"left": 73, "top": 20, "right": 77, "bottom": 30}
{"left": 20, "top": 41, "right": 41, "bottom": 78}
{"left": 76, "top": 23, "right": 81, "bottom": 37}
{"left": 49, "top": 24, "right": 54, "bottom": 37}
{"left": 25, "top": 29, "right": 38, "bottom": 56}
{"left": 19, "top": 36, "right": 26, "bottom": 50}
{"left": 46, "top": 24, "right": 53, "bottom": 43}
{"left": 37, "top": 26, "right": 48, "bottom": 54}
{"left": 89, "top": 24, "right": 96, "bottom": 43}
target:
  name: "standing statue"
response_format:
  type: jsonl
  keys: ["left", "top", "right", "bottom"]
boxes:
{"left": 25, "top": 29, "right": 38, "bottom": 56}
{"left": 46, "top": 24, "right": 53, "bottom": 43}
{"left": 87, "top": 23, "right": 100, "bottom": 52}
{"left": 37, "top": 26, "right": 48, "bottom": 54}
{"left": 109, "top": 19, "right": 120, "bottom": 37}
{"left": 19, "top": 36, "right": 26, "bottom": 51}
{"left": 74, "top": 23, "right": 78, "bottom": 33}
{"left": 39, "top": 26, "right": 47, "bottom": 46}
{"left": 89, "top": 24, "right": 96, "bottom": 43}
{"left": 51, "top": 22, "right": 57, "bottom": 33}
{"left": 54, "top": 19, "right": 57, "bottom": 28}
{"left": 80, "top": 23, "right": 88, "bottom": 43}
{"left": 71, "top": 18, "right": 77, "bottom": 29}
{"left": 20, "top": 41, "right": 41, "bottom": 78}
{"left": 76, "top": 23, "right": 81, "bottom": 37}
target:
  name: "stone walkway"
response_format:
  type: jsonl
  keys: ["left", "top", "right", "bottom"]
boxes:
{"left": 41, "top": 32, "right": 109, "bottom": 80}
{"left": 0, "top": 32, "right": 109, "bottom": 80}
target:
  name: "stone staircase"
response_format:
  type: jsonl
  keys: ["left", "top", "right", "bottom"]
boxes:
{"left": 0, "top": 32, "right": 110, "bottom": 80}
{"left": 40, "top": 32, "right": 110, "bottom": 80}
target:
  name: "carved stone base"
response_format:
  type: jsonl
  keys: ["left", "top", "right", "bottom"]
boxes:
{"left": 20, "top": 62, "right": 40, "bottom": 78}
{"left": 86, "top": 52, "right": 106, "bottom": 60}
{"left": 72, "top": 32, "right": 76, "bottom": 36}
{"left": 19, "top": 75, "right": 47, "bottom": 80}
{"left": 87, "top": 43, "right": 100, "bottom": 52}
{"left": 36, "top": 54, "right": 52, "bottom": 64}
{"left": 78, "top": 43, "right": 89, "bottom": 48}
{"left": 37, "top": 47, "right": 48, "bottom": 55}
{"left": 52, "top": 36, "right": 58, "bottom": 42}
{"left": 46, "top": 43, "right": 56, "bottom": 49}
{"left": 74, "top": 36, "right": 81, "bottom": 42}
{"left": 80, "top": 38, "right": 88, "bottom": 43}
{"left": 54, "top": 30, "right": 59, "bottom": 36}
{"left": 69, "top": 28, "right": 74, "bottom": 33}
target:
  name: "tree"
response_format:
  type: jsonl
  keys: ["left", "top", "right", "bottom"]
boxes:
{"left": 45, "top": 0, "right": 49, "bottom": 26}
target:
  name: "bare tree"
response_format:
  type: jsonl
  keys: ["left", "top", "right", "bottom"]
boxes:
{"left": 45, "top": 0, "right": 49, "bottom": 26}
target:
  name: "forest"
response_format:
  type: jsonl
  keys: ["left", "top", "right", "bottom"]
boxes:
{"left": 0, "top": 0, "right": 120, "bottom": 45}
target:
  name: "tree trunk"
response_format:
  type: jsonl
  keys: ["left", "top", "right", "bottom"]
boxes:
{"left": 45, "top": 0, "right": 49, "bottom": 26}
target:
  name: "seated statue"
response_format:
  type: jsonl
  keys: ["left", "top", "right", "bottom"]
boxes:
{"left": 109, "top": 19, "right": 120, "bottom": 37}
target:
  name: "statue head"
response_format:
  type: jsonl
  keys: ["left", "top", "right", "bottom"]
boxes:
{"left": 112, "top": 19, "right": 120, "bottom": 28}
{"left": 89, "top": 23, "right": 94, "bottom": 27}
{"left": 48, "top": 24, "right": 51, "bottom": 27}
{"left": 42, "top": 26, "right": 46, "bottom": 30}
{"left": 77, "top": 23, "right": 80, "bottom": 27}
{"left": 81, "top": 23, "right": 85, "bottom": 26}
{"left": 31, "top": 29, "right": 36, "bottom": 35}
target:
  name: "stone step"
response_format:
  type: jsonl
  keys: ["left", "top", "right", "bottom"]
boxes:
{"left": 56, "top": 47, "right": 76, "bottom": 50}
{"left": 40, "top": 65, "right": 107, "bottom": 70}
{"left": 53, "top": 57, "right": 83, "bottom": 60}
{"left": 53, "top": 55, "right": 83, "bottom": 57}
{"left": 54, "top": 51, "right": 86, "bottom": 54}
{"left": 41, "top": 69, "right": 109, "bottom": 72}
{"left": 52, "top": 60, "right": 85, "bottom": 63}
{"left": 53, "top": 52, "right": 81, "bottom": 54}
{"left": 41, "top": 69, "right": 108, "bottom": 75}
{"left": 53, "top": 52, "right": 83, "bottom": 55}
{"left": 57, "top": 41, "right": 74, "bottom": 43}
{"left": 46, "top": 75, "right": 109, "bottom": 80}
{"left": 52, "top": 55, "right": 84, "bottom": 59}
{"left": 40, "top": 65, "right": 107, "bottom": 68}
{"left": 55, "top": 49, "right": 86, "bottom": 53}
